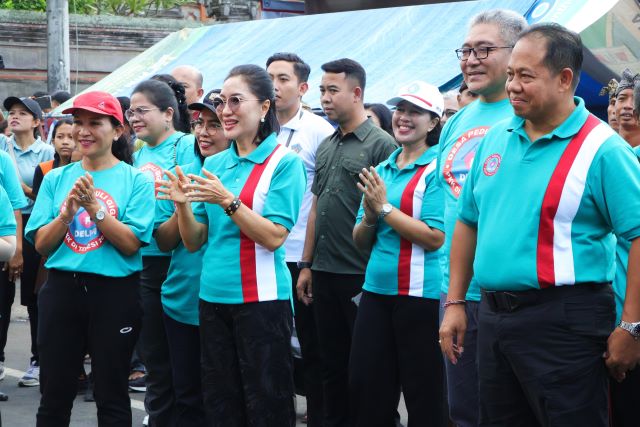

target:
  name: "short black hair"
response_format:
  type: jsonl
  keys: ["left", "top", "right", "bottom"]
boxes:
{"left": 364, "top": 103, "right": 393, "bottom": 136}
{"left": 266, "top": 53, "right": 311, "bottom": 83}
{"left": 32, "top": 91, "right": 48, "bottom": 98}
{"left": 51, "top": 90, "right": 72, "bottom": 104}
{"left": 321, "top": 58, "right": 366, "bottom": 94}
{"left": 517, "top": 22, "right": 583, "bottom": 90}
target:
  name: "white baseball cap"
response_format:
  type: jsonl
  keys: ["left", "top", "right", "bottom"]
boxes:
{"left": 386, "top": 81, "right": 444, "bottom": 118}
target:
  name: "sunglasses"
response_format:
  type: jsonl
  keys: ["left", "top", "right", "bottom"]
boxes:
{"left": 212, "top": 96, "right": 261, "bottom": 114}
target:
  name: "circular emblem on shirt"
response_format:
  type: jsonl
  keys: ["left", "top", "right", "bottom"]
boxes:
{"left": 62, "top": 189, "right": 119, "bottom": 254}
{"left": 139, "top": 162, "right": 163, "bottom": 195}
{"left": 443, "top": 126, "right": 490, "bottom": 197}
{"left": 483, "top": 154, "right": 502, "bottom": 176}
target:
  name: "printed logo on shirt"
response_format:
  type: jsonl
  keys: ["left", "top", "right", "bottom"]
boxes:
{"left": 290, "top": 143, "right": 303, "bottom": 154}
{"left": 483, "top": 154, "right": 502, "bottom": 176}
{"left": 139, "top": 162, "right": 163, "bottom": 196}
{"left": 62, "top": 189, "right": 119, "bottom": 254}
{"left": 443, "top": 126, "right": 490, "bottom": 197}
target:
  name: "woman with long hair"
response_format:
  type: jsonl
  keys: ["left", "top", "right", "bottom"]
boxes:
{"left": 159, "top": 64, "right": 305, "bottom": 426}
{"left": 32, "top": 118, "right": 78, "bottom": 197}
{"left": 25, "top": 91, "right": 154, "bottom": 426}
{"left": 350, "top": 81, "right": 446, "bottom": 426}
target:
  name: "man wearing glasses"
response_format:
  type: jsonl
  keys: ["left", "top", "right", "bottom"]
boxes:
{"left": 435, "top": 9, "right": 527, "bottom": 427}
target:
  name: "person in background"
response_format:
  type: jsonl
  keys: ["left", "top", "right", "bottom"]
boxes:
{"left": 50, "top": 91, "right": 72, "bottom": 110}
{"left": 0, "top": 121, "right": 10, "bottom": 138}
{"left": 171, "top": 65, "right": 205, "bottom": 115}
{"left": 441, "top": 90, "right": 459, "bottom": 125}
{"left": 32, "top": 119, "right": 76, "bottom": 197}
{"left": 155, "top": 89, "right": 229, "bottom": 427}
{"left": 364, "top": 103, "right": 394, "bottom": 136}
{"left": 600, "top": 78, "right": 619, "bottom": 132}
{"left": 615, "top": 69, "right": 640, "bottom": 147}
{"left": 266, "top": 52, "right": 334, "bottom": 427}
{"left": 0, "top": 96, "right": 54, "bottom": 388}
{"left": 350, "top": 81, "right": 445, "bottom": 426}
{"left": 457, "top": 80, "right": 479, "bottom": 109}
{"left": 26, "top": 91, "right": 154, "bottom": 426}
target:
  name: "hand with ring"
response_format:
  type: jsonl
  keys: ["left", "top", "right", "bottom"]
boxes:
{"left": 73, "top": 173, "right": 101, "bottom": 216}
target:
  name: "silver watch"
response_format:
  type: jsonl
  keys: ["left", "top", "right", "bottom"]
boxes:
{"left": 618, "top": 320, "right": 640, "bottom": 339}
{"left": 94, "top": 206, "right": 107, "bottom": 223}
{"left": 379, "top": 203, "right": 393, "bottom": 218}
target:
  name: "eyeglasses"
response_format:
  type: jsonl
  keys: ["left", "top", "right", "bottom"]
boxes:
{"left": 455, "top": 46, "right": 513, "bottom": 61}
{"left": 192, "top": 120, "right": 222, "bottom": 133}
{"left": 124, "top": 107, "right": 159, "bottom": 121}
{"left": 212, "top": 96, "right": 261, "bottom": 114}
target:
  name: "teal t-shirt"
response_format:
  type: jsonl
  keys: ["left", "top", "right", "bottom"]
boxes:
{"left": 356, "top": 147, "right": 444, "bottom": 299}
{"left": 436, "top": 98, "right": 513, "bottom": 301}
{"left": 133, "top": 132, "right": 196, "bottom": 257}
{"left": 0, "top": 187, "right": 16, "bottom": 237}
{"left": 194, "top": 133, "right": 306, "bottom": 304}
{"left": 158, "top": 159, "right": 205, "bottom": 325}
{"left": 25, "top": 161, "right": 155, "bottom": 277}
{"left": 458, "top": 98, "right": 640, "bottom": 291}
{"left": 0, "top": 150, "right": 28, "bottom": 210}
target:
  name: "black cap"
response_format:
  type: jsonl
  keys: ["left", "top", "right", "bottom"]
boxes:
{"left": 188, "top": 89, "right": 221, "bottom": 115}
{"left": 3, "top": 96, "right": 43, "bottom": 120}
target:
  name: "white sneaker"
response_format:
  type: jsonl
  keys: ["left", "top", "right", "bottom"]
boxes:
{"left": 18, "top": 361, "right": 39, "bottom": 387}
{"left": 0, "top": 361, "right": 5, "bottom": 381}
{"left": 143, "top": 414, "right": 149, "bottom": 426}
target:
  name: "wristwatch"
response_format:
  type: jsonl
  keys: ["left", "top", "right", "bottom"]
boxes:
{"left": 379, "top": 203, "right": 393, "bottom": 218}
{"left": 94, "top": 206, "right": 107, "bottom": 223}
{"left": 297, "top": 261, "right": 312, "bottom": 269}
{"left": 618, "top": 320, "right": 640, "bottom": 339}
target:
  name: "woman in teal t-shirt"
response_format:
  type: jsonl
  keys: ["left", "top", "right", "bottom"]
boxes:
{"left": 159, "top": 64, "right": 305, "bottom": 426}
{"left": 0, "top": 187, "right": 17, "bottom": 262}
{"left": 350, "top": 82, "right": 446, "bottom": 426}
{"left": 25, "top": 91, "right": 155, "bottom": 426}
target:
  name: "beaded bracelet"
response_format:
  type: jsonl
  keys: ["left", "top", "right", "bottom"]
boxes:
{"left": 224, "top": 198, "right": 242, "bottom": 216}
{"left": 443, "top": 299, "right": 466, "bottom": 309}
{"left": 362, "top": 216, "right": 376, "bottom": 228}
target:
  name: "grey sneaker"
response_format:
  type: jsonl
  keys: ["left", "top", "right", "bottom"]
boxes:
{"left": 18, "top": 361, "right": 39, "bottom": 387}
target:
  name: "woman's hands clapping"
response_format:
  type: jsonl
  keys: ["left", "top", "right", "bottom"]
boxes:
{"left": 158, "top": 167, "right": 234, "bottom": 207}
{"left": 357, "top": 167, "right": 388, "bottom": 221}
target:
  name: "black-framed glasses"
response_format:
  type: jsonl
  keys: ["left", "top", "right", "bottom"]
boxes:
{"left": 455, "top": 46, "right": 513, "bottom": 61}
{"left": 192, "top": 119, "right": 222, "bottom": 133}
{"left": 212, "top": 96, "right": 261, "bottom": 114}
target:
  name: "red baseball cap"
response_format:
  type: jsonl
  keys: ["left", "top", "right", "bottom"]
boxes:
{"left": 62, "top": 91, "right": 124, "bottom": 125}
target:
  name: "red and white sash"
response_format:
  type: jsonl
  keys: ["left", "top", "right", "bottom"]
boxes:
{"left": 238, "top": 144, "right": 289, "bottom": 303}
{"left": 397, "top": 160, "right": 438, "bottom": 296}
{"left": 536, "top": 114, "right": 614, "bottom": 288}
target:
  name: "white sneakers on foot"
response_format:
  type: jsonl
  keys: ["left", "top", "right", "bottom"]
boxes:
{"left": 18, "top": 361, "right": 39, "bottom": 387}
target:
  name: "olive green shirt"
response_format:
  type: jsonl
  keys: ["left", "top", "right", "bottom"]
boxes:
{"left": 311, "top": 118, "right": 396, "bottom": 274}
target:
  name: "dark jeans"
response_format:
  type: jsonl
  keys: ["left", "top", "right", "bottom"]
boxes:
{"left": 439, "top": 293, "right": 480, "bottom": 427}
{"left": 287, "top": 263, "right": 323, "bottom": 427}
{"left": 139, "top": 256, "right": 173, "bottom": 427}
{"left": 199, "top": 299, "right": 295, "bottom": 427}
{"left": 36, "top": 269, "right": 141, "bottom": 426}
{"left": 349, "top": 291, "right": 443, "bottom": 427}
{"left": 478, "top": 284, "right": 614, "bottom": 427}
{"left": 610, "top": 356, "right": 640, "bottom": 427}
{"left": 311, "top": 270, "right": 363, "bottom": 427}
{"left": 163, "top": 314, "right": 204, "bottom": 427}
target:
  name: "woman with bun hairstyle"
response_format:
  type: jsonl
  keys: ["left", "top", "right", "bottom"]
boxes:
{"left": 130, "top": 76, "right": 196, "bottom": 425}
{"left": 159, "top": 64, "right": 305, "bottom": 426}
{"left": 25, "top": 91, "right": 155, "bottom": 426}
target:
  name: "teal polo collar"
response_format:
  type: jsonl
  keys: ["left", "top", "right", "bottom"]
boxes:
{"left": 381, "top": 145, "right": 438, "bottom": 171}
{"left": 225, "top": 132, "right": 279, "bottom": 168}
{"left": 11, "top": 136, "right": 45, "bottom": 154}
{"left": 509, "top": 97, "right": 588, "bottom": 142}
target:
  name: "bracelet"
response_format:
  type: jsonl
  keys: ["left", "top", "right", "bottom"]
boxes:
{"left": 224, "top": 198, "right": 242, "bottom": 216}
{"left": 58, "top": 215, "right": 72, "bottom": 226}
{"left": 362, "top": 216, "right": 376, "bottom": 228}
{"left": 443, "top": 299, "right": 466, "bottom": 309}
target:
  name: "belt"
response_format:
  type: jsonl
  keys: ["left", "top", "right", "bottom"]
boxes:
{"left": 482, "top": 283, "right": 609, "bottom": 313}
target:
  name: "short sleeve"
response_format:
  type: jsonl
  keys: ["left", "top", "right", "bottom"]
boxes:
{"left": 261, "top": 153, "right": 306, "bottom": 231}
{"left": 0, "top": 152, "right": 28, "bottom": 210}
{"left": 0, "top": 188, "right": 16, "bottom": 237}
{"left": 25, "top": 171, "right": 57, "bottom": 245}
{"left": 121, "top": 172, "right": 156, "bottom": 245}
{"left": 32, "top": 165, "right": 44, "bottom": 197}
{"left": 421, "top": 169, "right": 444, "bottom": 232}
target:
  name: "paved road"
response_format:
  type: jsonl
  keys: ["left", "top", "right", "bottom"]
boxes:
{"left": 1, "top": 296, "right": 407, "bottom": 426}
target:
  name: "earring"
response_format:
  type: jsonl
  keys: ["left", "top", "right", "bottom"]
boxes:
{"left": 165, "top": 122, "right": 170, "bottom": 131}
{"left": 260, "top": 117, "right": 265, "bottom": 123}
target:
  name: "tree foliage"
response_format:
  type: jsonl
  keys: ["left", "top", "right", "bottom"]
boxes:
{"left": 0, "top": 0, "right": 188, "bottom": 15}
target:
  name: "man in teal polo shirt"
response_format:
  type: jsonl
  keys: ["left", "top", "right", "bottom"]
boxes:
{"left": 436, "top": 9, "right": 527, "bottom": 426}
{"left": 440, "top": 23, "right": 640, "bottom": 425}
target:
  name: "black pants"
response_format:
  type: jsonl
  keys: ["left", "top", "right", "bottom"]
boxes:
{"left": 349, "top": 291, "right": 443, "bottom": 427}
{"left": 138, "top": 256, "right": 173, "bottom": 427}
{"left": 610, "top": 352, "right": 640, "bottom": 427}
{"left": 163, "top": 313, "right": 204, "bottom": 427}
{"left": 312, "top": 271, "right": 363, "bottom": 427}
{"left": 0, "top": 214, "right": 41, "bottom": 364}
{"left": 199, "top": 299, "right": 295, "bottom": 427}
{"left": 36, "top": 269, "right": 141, "bottom": 427}
{"left": 287, "top": 263, "right": 323, "bottom": 427}
{"left": 478, "top": 284, "right": 614, "bottom": 427}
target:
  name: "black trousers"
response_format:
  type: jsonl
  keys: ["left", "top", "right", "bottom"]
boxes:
{"left": 163, "top": 313, "right": 204, "bottom": 427}
{"left": 36, "top": 269, "right": 141, "bottom": 427}
{"left": 0, "top": 214, "right": 41, "bottom": 364}
{"left": 610, "top": 351, "right": 640, "bottom": 427}
{"left": 199, "top": 299, "right": 295, "bottom": 427}
{"left": 138, "top": 256, "right": 173, "bottom": 427}
{"left": 478, "top": 284, "right": 614, "bottom": 427}
{"left": 349, "top": 291, "right": 443, "bottom": 427}
{"left": 287, "top": 263, "right": 323, "bottom": 427}
{"left": 312, "top": 271, "right": 363, "bottom": 427}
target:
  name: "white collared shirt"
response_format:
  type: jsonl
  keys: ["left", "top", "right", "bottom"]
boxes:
{"left": 278, "top": 107, "right": 335, "bottom": 261}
